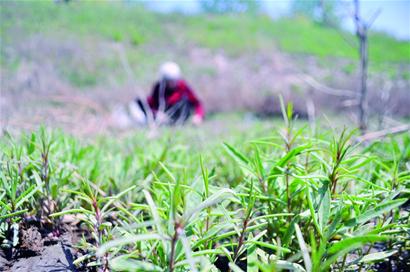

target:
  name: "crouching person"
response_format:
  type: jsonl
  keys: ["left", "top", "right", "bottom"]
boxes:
{"left": 133, "top": 62, "right": 204, "bottom": 126}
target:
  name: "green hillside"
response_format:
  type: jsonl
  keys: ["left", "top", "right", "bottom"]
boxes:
{"left": 1, "top": 1, "right": 409, "bottom": 64}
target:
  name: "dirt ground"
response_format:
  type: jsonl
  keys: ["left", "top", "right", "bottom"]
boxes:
{"left": 0, "top": 230, "right": 77, "bottom": 272}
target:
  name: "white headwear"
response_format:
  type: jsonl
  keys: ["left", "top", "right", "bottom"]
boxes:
{"left": 159, "top": 62, "right": 181, "bottom": 80}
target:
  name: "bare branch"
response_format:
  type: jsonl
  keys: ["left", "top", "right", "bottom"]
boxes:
{"left": 356, "top": 125, "right": 410, "bottom": 142}
{"left": 366, "top": 8, "right": 382, "bottom": 29}
{"left": 353, "top": 0, "right": 371, "bottom": 133}
{"left": 297, "top": 74, "right": 357, "bottom": 97}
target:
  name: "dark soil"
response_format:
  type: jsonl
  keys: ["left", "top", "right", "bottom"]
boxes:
{"left": 371, "top": 242, "right": 410, "bottom": 272}
{"left": 214, "top": 254, "right": 247, "bottom": 272}
{"left": 17, "top": 226, "right": 43, "bottom": 257}
{"left": 0, "top": 224, "right": 78, "bottom": 272}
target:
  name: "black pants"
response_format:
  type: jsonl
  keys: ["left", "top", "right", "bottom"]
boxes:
{"left": 134, "top": 97, "right": 192, "bottom": 125}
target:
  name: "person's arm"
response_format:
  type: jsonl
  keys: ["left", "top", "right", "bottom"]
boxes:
{"left": 183, "top": 82, "right": 205, "bottom": 123}
{"left": 147, "top": 82, "right": 160, "bottom": 112}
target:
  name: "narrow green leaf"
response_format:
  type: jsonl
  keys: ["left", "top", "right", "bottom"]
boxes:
{"left": 250, "top": 240, "right": 291, "bottom": 254}
{"left": 295, "top": 224, "right": 312, "bottom": 272}
{"left": 306, "top": 187, "right": 322, "bottom": 238}
{"left": 143, "top": 190, "right": 166, "bottom": 239}
{"left": 97, "top": 233, "right": 163, "bottom": 256}
{"left": 247, "top": 244, "right": 258, "bottom": 272}
{"left": 183, "top": 188, "right": 234, "bottom": 223}
{"left": 274, "top": 260, "right": 307, "bottom": 272}
{"left": 223, "top": 143, "right": 250, "bottom": 165}
{"left": 110, "top": 256, "right": 162, "bottom": 272}
{"left": 269, "top": 145, "right": 308, "bottom": 178}
{"left": 179, "top": 229, "right": 198, "bottom": 272}
{"left": 345, "top": 198, "right": 407, "bottom": 228}
{"left": 360, "top": 250, "right": 398, "bottom": 263}
{"left": 50, "top": 208, "right": 94, "bottom": 217}
{"left": 318, "top": 182, "right": 330, "bottom": 233}
{"left": 27, "top": 133, "right": 36, "bottom": 155}
{"left": 0, "top": 209, "right": 28, "bottom": 220}
{"left": 229, "top": 262, "right": 245, "bottom": 272}
{"left": 327, "top": 235, "right": 389, "bottom": 255}
{"left": 158, "top": 162, "right": 176, "bottom": 183}
{"left": 15, "top": 184, "right": 38, "bottom": 209}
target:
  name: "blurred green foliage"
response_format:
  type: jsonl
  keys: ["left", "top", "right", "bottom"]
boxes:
{"left": 200, "top": 0, "right": 260, "bottom": 14}
{"left": 291, "top": 0, "right": 342, "bottom": 27}
{"left": 0, "top": 1, "right": 161, "bottom": 43}
{"left": 1, "top": 0, "right": 408, "bottom": 63}
{"left": 1, "top": 0, "right": 409, "bottom": 88}
{"left": 186, "top": 14, "right": 409, "bottom": 64}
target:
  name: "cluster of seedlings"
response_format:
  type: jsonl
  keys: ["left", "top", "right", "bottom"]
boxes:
{"left": 1, "top": 108, "right": 409, "bottom": 271}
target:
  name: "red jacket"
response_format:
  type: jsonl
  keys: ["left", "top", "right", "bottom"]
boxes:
{"left": 147, "top": 80, "right": 205, "bottom": 118}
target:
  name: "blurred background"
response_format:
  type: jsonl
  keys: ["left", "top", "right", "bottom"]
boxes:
{"left": 1, "top": 0, "right": 409, "bottom": 135}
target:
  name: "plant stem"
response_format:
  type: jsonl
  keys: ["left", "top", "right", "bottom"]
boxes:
{"left": 204, "top": 208, "right": 211, "bottom": 249}
{"left": 259, "top": 177, "right": 267, "bottom": 193}
{"left": 93, "top": 198, "right": 109, "bottom": 272}
{"left": 284, "top": 121, "right": 292, "bottom": 212}
{"left": 286, "top": 170, "right": 291, "bottom": 212}
{"left": 340, "top": 253, "right": 348, "bottom": 271}
{"left": 233, "top": 214, "right": 250, "bottom": 263}
{"left": 169, "top": 223, "right": 180, "bottom": 272}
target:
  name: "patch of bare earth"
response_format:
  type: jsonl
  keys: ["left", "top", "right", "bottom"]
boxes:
{"left": 0, "top": 227, "right": 77, "bottom": 272}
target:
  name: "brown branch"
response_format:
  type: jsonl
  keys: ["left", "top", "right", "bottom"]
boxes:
{"left": 354, "top": 0, "right": 370, "bottom": 133}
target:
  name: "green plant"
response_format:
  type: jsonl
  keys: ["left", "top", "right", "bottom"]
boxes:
{"left": 1, "top": 117, "right": 408, "bottom": 271}
{"left": 0, "top": 135, "right": 39, "bottom": 256}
